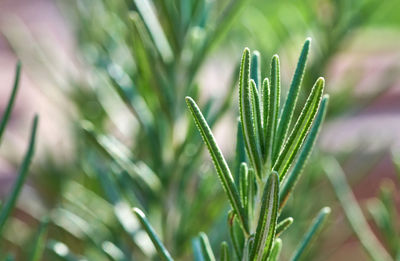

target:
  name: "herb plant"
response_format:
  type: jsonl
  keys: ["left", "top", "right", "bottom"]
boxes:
{"left": 0, "top": 63, "right": 43, "bottom": 260}
{"left": 133, "top": 39, "right": 331, "bottom": 260}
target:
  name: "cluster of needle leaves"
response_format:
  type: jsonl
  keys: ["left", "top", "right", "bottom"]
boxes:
{"left": 133, "top": 39, "right": 332, "bottom": 260}
{"left": 0, "top": 63, "right": 45, "bottom": 260}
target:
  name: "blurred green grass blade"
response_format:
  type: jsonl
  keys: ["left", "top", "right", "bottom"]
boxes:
{"left": 249, "top": 172, "right": 279, "bottom": 261}
{"left": 0, "top": 61, "right": 21, "bottom": 143}
{"left": 219, "top": 241, "right": 229, "bottom": 261}
{"left": 132, "top": 0, "right": 174, "bottom": 63}
{"left": 29, "top": 217, "right": 49, "bottom": 261}
{"left": 276, "top": 217, "right": 293, "bottom": 237}
{"left": 133, "top": 208, "right": 173, "bottom": 261}
{"left": 82, "top": 123, "right": 161, "bottom": 192}
{"left": 268, "top": 56, "right": 280, "bottom": 164}
{"left": 324, "top": 158, "right": 392, "bottom": 261}
{"left": 199, "top": 232, "right": 216, "bottom": 261}
{"left": 186, "top": 96, "right": 249, "bottom": 234}
{"left": 273, "top": 77, "right": 324, "bottom": 181}
{"left": 262, "top": 78, "right": 271, "bottom": 164}
{"left": 265, "top": 238, "right": 282, "bottom": 261}
{"left": 279, "top": 95, "right": 329, "bottom": 208}
{"left": 290, "top": 207, "right": 331, "bottom": 261}
{"left": 274, "top": 39, "right": 310, "bottom": 160}
{"left": 0, "top": 115, "right": 38, "bottom": 235}
{"left": 251, "top": 51, "right": 261, "bottom": 89}
{"left": 192, "top": 237, "right": 206, "bottom": 261}
{"left": 247, "top": 168, "right": 255, "bottom": 221}
{"left": 239, "top": 48, "right": 262, "bottom": 178}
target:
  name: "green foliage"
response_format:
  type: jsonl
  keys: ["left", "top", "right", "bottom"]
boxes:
{"left": 178, "top": 39, "right": 330, "bottom": 260}
{"left": 0, "top": 63, "right": 42, "bottom": 259}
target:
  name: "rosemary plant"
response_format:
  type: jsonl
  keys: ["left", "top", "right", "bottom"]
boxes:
{"left": 0, "top": 63, "right": 43, "bottom": 260}
{"left": 133, "top": 39, "right": 331, "bottom": 260}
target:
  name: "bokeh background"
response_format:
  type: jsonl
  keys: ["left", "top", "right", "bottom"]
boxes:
{"left": 1, "top": 0, "right": 400, "bottom": 260}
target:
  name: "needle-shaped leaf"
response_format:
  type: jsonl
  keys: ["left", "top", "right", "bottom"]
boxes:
{"left": 199, "top": 232, "right": 216, "bottom": 261}
{"left": 0, "top": 61, "right": 21, "bottom": 143}
{"left": 219, "top": 241, "right": 229, "bottom": 261}
{"left": 239, "top": 48, "right": 262, "bottom": 178}
{"left": 249, "top": 172, "right": 279, "bottom": 261}
{"left": 251, "top": 51, "right": 261, "bottom": 89}
{"left": 273, "top": 77, "right": 325, "bottom": 181}
{"left": 276, "top": 217, "right": 293, "bottom": 237}
{"left": 274, "top": 39, "right": 310, "bottom": 160}
{"left": 186, "top": 97, "right": 249, "bottom": 234}
{"left": 228, "top": 211, "right": 244, "bottom": 260}
{"left": 267, "top": 55, "right": 280, "bottom": 165}
{"left": 290, "top": 207, "right": 331, "bottom": 261}
{"left": 239, "top": 163, "right": 249, "bottom": 211}
{"left": 265, "top": 238, "right": 282, "bottom": 261}
{"left": 262, "top": 77, "right": 271, "bottom": 165}
{"left": 234, "top": 120, "right": 247, "bottom": 185}
{"left": 324, "top": 158, "right": 392, "bottom": 261}
{"left": 280, "top": 95, "right": 329, "bottom": 208}
{"left": 251, "top": 80, "right": 264, "bottom": 159}
{"left": 133, "top": 0, "right": 174, "bottom": 63}
{"left": 0, "top": 115, "right": 38, "bottom": 235}
{"left": 29, "top": 217, "right": 49, "bottom": 261}
{"left": 133, "top": 208, "right": 174, "bottom": 261}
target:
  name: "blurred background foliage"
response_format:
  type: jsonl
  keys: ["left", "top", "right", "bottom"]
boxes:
{"left": 0, "top": 0, "right": 400, "bottom": 260}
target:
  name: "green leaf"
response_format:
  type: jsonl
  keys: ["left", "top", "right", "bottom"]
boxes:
{"left": 228, "top": 211, "right": 244, "bottom": 260}
{"left": 274, "top": 39, "right": 310, "bottom": 160}
{"left": 266, "top": 238, "right": 282, "bottom": 261}
{"left": 132, "top": 0, "right": 174, "bottom": 63}
{"left": 268, "top": 55, "right": 281, "bottom": 164}
{"left": 199, "top": 232, "right": 216, "bottom": 261}
{"left": 186, "top": 96, "right": 248, "bottom": 234}
{"left": 279, "top": 95, "right": 329, "bottom": 208}
{"left": 290, "top": 207, "right": 331, "bottom": 261}
{"left": 249, "top": 172, "right": 279, "bottom": 261}
{"left": 219, "top": 241, "right": 229, "bottom": 261}
{"left": 133, "top": 208, "right": 174, "bottom": 261}
{"left": 239, "top": 48, "right": 262, "bottom": 178}
{"left": 234, "top": 120, "right": 246, "bottom": 185}
{"left": 262, "top": 77, "right": 271, "bottom": 165}
{"left": 0, "top": 115, "right": 38, "bottom": 235}
{"left": 0, "top": 61, "right": 21, "bottom": 143}
{"left": 276, "top": 217, "right": 293, "bottom": 237}
{"left": 239, "top": 163, "right": 249, "bottom": 212}
{"left": 251, "top": 80, "right": 264, "bottom": 161}
{"left": 324, "top": 158, "right": 392, "bottom": 261}
{"left": 251, "top": 51, "right": 261, "bottom": 89}
{"left": 29, "top": 217, "right": 49, "bottom": 261}
{"left": 273, "top": 77, "right": 325, "bottom": 181}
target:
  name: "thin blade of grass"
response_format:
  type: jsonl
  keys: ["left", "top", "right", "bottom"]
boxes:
{"left": 199, "top": 232, "right": 216, "bottom": 261}
{"left": 290, "top": 207, "right": 331, "bottom": 261}
{"left": 186, "top": 96, "right": 248, "bottom": 234}
{"left": 133, "top": 208, "right": 173, "bottom": 261}
{"left": 239, "top": 48, "right": 262, "bottom": 178}
{"left": 279, "top": 95, "right": 329, "bottom": 208}
{"left": 273, "top": 77, "right": 324, "bottom": 181}
{"left": 0, "top": 115, "right": 38, "bottom": 234}
{"left": 0, "top": 61, "right": 21, "bottom": 143}
{"left": 274, "top": 39, "right": 310, "bottom": 161}
{"left": 249, "top": 172, "right": 279, "bottom": 261}
{"left": 324, "top": 158, "right": 392, "bottom": 261}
